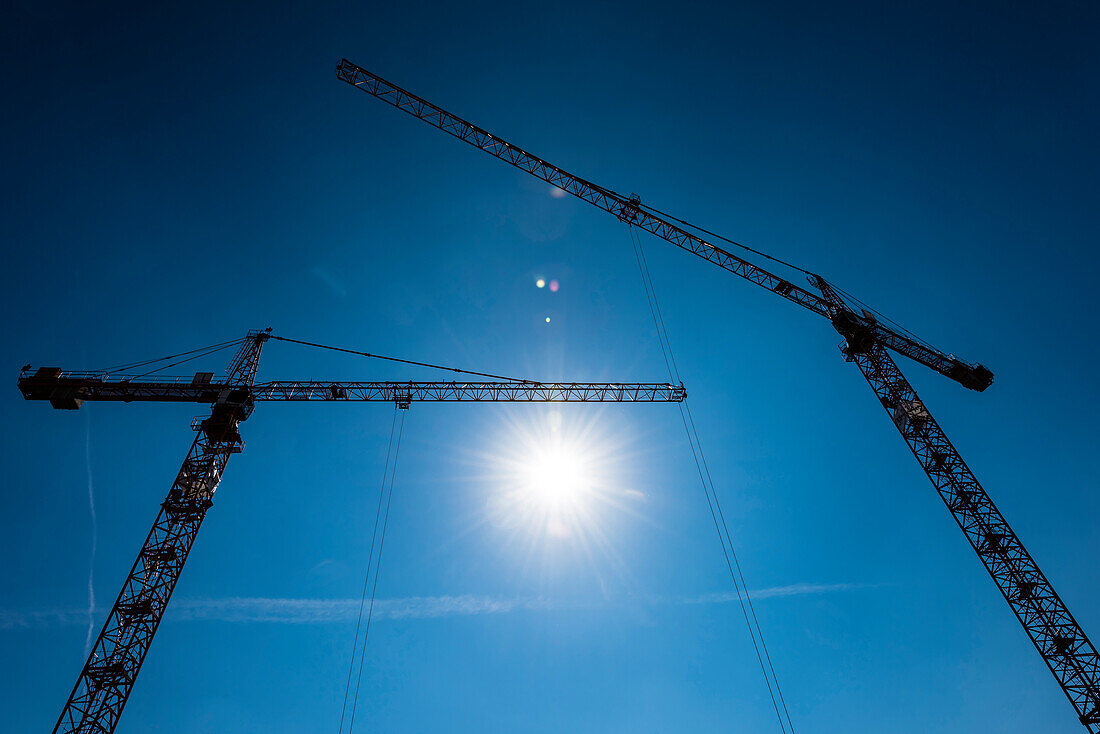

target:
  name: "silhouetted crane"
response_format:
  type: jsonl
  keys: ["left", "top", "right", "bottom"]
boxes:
{"left": 335, "top": 59, "right": 1100, "bottom": 731}
{"left": 19, "top": 329, "right": 686, "bottom": 734}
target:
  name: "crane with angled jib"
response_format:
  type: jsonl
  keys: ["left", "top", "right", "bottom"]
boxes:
{"left": 19, "top": 329, "right": 686, "bottom": 734}
{"left": 335, "top": 58, "right": 1100, "bottom": 732}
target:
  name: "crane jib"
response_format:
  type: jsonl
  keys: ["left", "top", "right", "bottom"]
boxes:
{"left": 334, "top": 58, "right": 992, "bottom": 392}
{"left": 17, "top": 370, "right": 688, "bottom": 408}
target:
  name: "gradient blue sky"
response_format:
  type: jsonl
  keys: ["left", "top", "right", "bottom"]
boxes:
{"left": 2, "top": 2, "right": 1098, "bottom": 732}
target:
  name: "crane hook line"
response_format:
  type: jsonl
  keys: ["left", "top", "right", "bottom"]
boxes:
{"left": 270, "top": 335, "right": 536, "bottom": 383}
{"left": 628, "top": 225, "right": 796, "bottom": 734}
{"left": 632, "top": 224, "right": 796, "bottom": 731}
{"left": 338, "top": 406, "right": 399, "bottom": 734}
{"left": 347, "top": 406, "right": 406, "bottom": 734}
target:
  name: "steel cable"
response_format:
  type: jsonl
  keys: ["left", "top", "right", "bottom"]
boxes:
{"left": 124, "top": 341, "right": 247, "bottom": 381}
{"left": 638, "top": 201, "right": 813, "bottom": 278}
{"left": 88, "top": 337, "right": 247, "bottom": 375}
{"left": 638, "top": 201, "right": 948, "bottom": 359}
{"left": 628, "top": 224, "right": 796, "bottom": 734}
{"left": 271, "top": 335, "right": 534, "bottom": 383}
{"left": 345, "top": 406, "right": 406, "bottom": 734}
{"left": 338, "top": 406, "right": 399, "bottom": 734}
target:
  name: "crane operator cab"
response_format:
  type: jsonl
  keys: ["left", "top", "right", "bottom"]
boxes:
{"left": 198, "top": 388, "right": 254, "bottom": 445}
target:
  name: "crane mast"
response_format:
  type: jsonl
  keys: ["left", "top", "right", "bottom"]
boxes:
{"left": 812, "top": 278, "right": 1100, "bottom": 729}
{"left": 43, "top": 331, "right": 269, "bottom": 734}
{"left": 335, "top": 60, "right": 1099, "bottom": 730}
{"left": 21, "top": 331, "right": 684, "bottom": 734}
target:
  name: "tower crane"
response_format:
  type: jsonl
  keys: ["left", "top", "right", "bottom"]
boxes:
{"left": 19, "top": 329, "right": 686, "bottom": 734}
{"left": 335, "top": 59, "right": 1100, "bottom": 731}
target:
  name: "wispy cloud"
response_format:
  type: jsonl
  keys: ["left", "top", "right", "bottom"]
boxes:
{"left": 169, "top": 595, "right": 541, "bottom": 624}
{"left": 683, "top": 582, "right": 877, "bottom": 605}
{"left": 0, "top": 583, "right": 876, "bottom": 630}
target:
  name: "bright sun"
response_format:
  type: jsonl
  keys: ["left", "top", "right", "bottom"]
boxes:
{"left": 523, "top": 446, "right": 587, "bottom": 510}
{"left": 473, "top": 408, "right": 641, "bottom": 562}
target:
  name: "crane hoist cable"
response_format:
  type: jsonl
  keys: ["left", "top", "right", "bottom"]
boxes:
{"left": 349, "top": 407, "right": 407, "bottom": 734}
{"left": 627, "top": 225, "right": 795, "bottom": 734}
{"left": 338, "top": 406, "right": 397, "bottom": 733}
{"left": 339, "top": 405, "right": 405, "bottom": 734}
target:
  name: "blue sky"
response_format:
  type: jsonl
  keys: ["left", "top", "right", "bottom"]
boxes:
{"left": 2, "top": 2, "right": 1098, "bottom": 732}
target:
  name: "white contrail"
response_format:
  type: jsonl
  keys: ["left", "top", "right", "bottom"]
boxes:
{"left": 682, "top": 582, "right": 877, "bottom": 605}
{"left": 82, "top": 416, "right": 98, "bottom": 658}
{"left": 164, "top": 583, "right": 878, "bottom": 623}
{"left": 167, "top": 594, "right": 535, "bottom": 624}
{"left": 0, "top": 582, "right": 876, "bottom": 629}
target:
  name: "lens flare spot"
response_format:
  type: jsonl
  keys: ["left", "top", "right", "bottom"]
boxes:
{"left": 536, "top": 278, "right": 546, "bottom": 288}
{"left": 545, "top": 316, "right": 551, "bottom": 323}
{"left": 549, "top": 279, "right": 560, "bottom": 292}
{"left": 549, "top": 186, "right": 567, "bottom": 199}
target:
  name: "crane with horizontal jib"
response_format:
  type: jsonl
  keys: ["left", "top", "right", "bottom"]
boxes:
{"left": 335, "top": 58, "right": 1100, "bottom": 731}
{"left": 20, "top": 329, "right": 686, "bottom": 734}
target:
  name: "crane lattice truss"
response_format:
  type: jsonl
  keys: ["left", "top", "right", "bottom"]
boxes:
{"left": 22, "top": 374, "right": 684, "bottom": 406}
{"left": 335, "top": 59, "right": 1100, "bottom": 731}
{"left": 19, "top": 331, "right": 685, "bottom": 734}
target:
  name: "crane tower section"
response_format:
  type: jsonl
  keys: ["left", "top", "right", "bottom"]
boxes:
{"left": 43, "top": 332, "right": 269, "bottom": 734}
